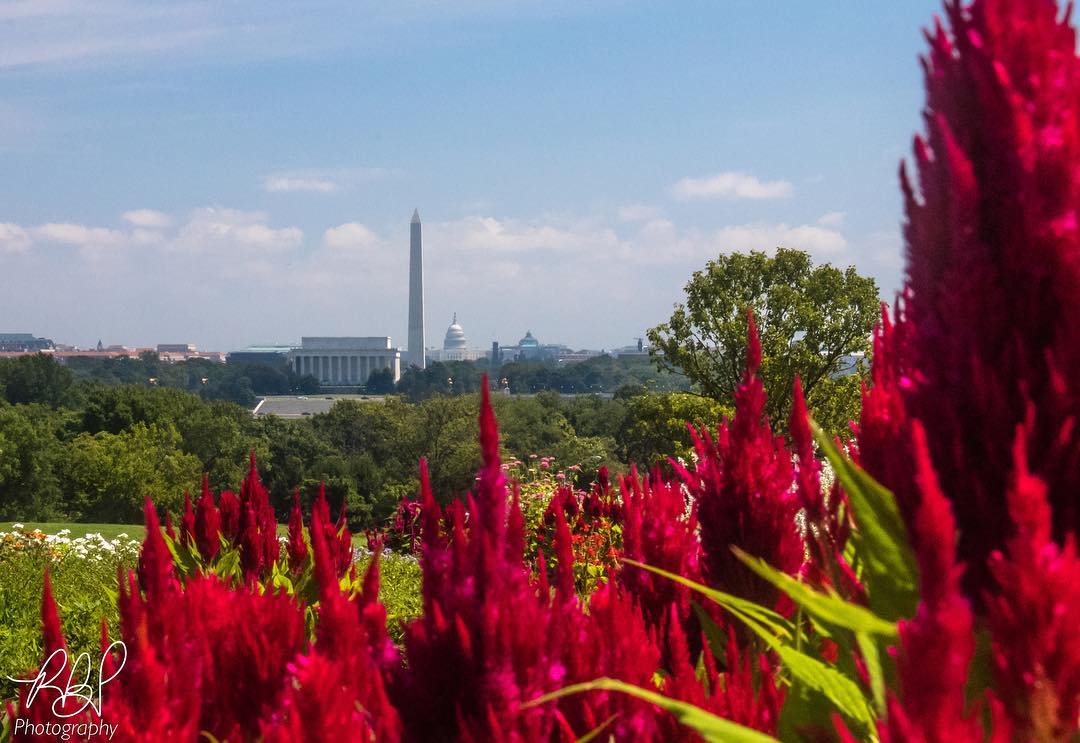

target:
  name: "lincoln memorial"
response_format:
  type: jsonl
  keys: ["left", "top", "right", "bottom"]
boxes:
{"left": 287, "top": 337, "right": 402, "bottom": 385}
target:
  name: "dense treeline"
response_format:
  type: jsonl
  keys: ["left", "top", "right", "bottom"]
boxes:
{"left": 0, "top": 354, "right": 719, "bottom": 528}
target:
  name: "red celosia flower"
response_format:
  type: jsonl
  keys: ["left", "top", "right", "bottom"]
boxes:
{"left": 261, "top": 501, "right": 402, "bottom": 741}
{"left": 217, "top": 490, "right": 241, "bottom": 543}
{"left": 238, "top": 502, "right": 263, "bottom": 580}
{"left": 860, "top": 0, "right": 1080, "bottom": 596}
{"left": 682, "top": 312, "right": 804, "bottom": 608}
{"left": 194, "top": 476, "right": 221, "bottom": 562}
{"left": 138, "top": 497, "right": 177, "bottom": 600}
{"left": 180, "top": 492, "right": 196, "bottom": 547}
{"left": 619, "top": 466, "right": 703, "bottom": 643}
{"left": 660, "top": 609, "right": 783, "bottom": 739}
{"left": 986, "top": 428, "right": 1080, "bottom": 742}
{"left": 399, "top": 378, "right": 672, "bottom": 741}
{"left": 239, "top": 450, "right": 281, "bottom": 572}
{"left": 286, "top": 489, "right": 308, "bottom": 573}
{"left": 883, "top": 422, "right": 990, "bottom": 742}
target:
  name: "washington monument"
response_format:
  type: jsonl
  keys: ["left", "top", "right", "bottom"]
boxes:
{"left": 407, "top": 208, "right": 426, "bottom": 369}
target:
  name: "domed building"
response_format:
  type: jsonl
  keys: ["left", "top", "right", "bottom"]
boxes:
{"left": 429, "top": 314, "right": 487, "bottom": 362}
{"left": 517, "top": 330, "right": 541, "bottom": 360}
{"left": 444, "top": 313, "right": 468, "bottom": 351}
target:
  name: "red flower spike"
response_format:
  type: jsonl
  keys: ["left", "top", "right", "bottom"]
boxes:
{"left": 860, "top": 0, "right": 1080, "bottom": 597}
{"left": 286, "top": 489, "right": 307, "bottom": 573}
{"left": 180, "top": 493, "right": 195, "bottom": 547}
{"left": 883, "top": 421, "right": 984, "bottom": 742}
{"left": 138, "top": 498, "right": 176, "bottom": 599}
{"left": 217, "top": 490, "right": 241, "bottom": 543}
{"left": 194, "top": 486, "right": 221, "bottom": 562}
{"left": 986, "top": 427, "right": 1080, "bottom": 742}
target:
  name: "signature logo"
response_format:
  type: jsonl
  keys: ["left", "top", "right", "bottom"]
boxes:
{"left": 8, "top": 641, "right": 127, "bottom": 718}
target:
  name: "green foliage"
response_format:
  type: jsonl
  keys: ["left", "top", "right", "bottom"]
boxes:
{"left": 0, "top": 405, "right": 67, "bottom": 520}
{"left": 615, "top": 392, "right": 730, "bottom": 467}
{"left": 499, "top": 354, "right": 689, "bottom": 396}
{"left": 648, "top": 248, "right": 878, "bottom": 436}
{"left": 0, "top": 542, "right": 134, "bottom": 701}
{"left": 0, "top": 354, "right": 75, "bottom": 408}
{"left": 396, "top": 361, "right": 486, "bottom": 401}
{"left": 65, "top": 422, "right": 202, "bottom": 521}
{"left": 366, "top": 552, "right": 422, "bottom": 643}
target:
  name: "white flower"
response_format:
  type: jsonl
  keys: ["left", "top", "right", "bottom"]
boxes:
{"left": 11, "top": 523, "right": 24, "bottom": 530}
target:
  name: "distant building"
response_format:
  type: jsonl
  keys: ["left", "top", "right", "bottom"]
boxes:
{"left": 228, "top": 345, "right": 294, "bottom": 368}
{"left": 518, "top": 330, "right": 541, "bottom": 360}
{"left": 610, "top": 339, "right": 650, "bottom": 359}
{"left": 429, "top": 314, "right": 487, "bottom": 363}
{"left": 554, "top": 349, "right": 604, "bottom": 364}
{"left": 157, "top": 343, "right": 197, "bottom": 354}
{"left": 0, "top": 333, "right": 54, "bottom": 352}
{"left": 287, "top": 337, "right": 401, "bottom": 385}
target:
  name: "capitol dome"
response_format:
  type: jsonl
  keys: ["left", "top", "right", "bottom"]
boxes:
{"left": 443, "top": 313, "right": 468, "bottom": 350}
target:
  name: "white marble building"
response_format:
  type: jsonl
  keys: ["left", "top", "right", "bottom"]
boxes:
{"left": 288, "top": 337, "right": 401, "bottom": 385}
{"left": 429, "top": 314, "right": 487, "bottom": 363}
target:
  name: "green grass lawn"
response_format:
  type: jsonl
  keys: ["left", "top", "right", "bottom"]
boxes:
{"left": 2, "top": 521, "right": 367, "bottom": 546}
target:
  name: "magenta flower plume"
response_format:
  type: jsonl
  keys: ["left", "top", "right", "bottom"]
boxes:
{"left": 180, "top": 492, "right": 196, "bottom": 547}
{"left": 286, "top": 489, "right": 308, "bottom": 573}
{"left": 986, "top": 428, "right": 1080, "bottom": 742}
{"left": 194, "top": 479, "right": 221, "bottom": 562}
{"left": 685, "top": 311, "right": 803, "bottom": 608}
{"left": 238, "top": 502, "right": 263, "bottom": 581}
{"left": 138, "top": 497, "right": 176, "bottom": 599}
{"left": 883, "top": 422, "right": 988, "bottom": 742}
{"left": 217, "top": 490, "right": 241, "bottom": 543}
{"left": 239, "top": 450, "right": 280, "bottom": 572}
{"left": 619, "top": 467, "right": 703, "bottom": 641}
{"left": 860, "top": 0, "right": 1080, "bottom": 595}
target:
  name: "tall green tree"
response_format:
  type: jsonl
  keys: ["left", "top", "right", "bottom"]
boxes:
{"left": 65, "top": 422, "right": 201, "bottom": 522}
{"left": 647, "top": 248, "right": 879, "bottom": 435}
{"left": 0, "top": 354, "right": 74, "bottom": 408}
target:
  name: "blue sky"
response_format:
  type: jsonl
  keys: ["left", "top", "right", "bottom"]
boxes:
{"left": 0, "top": 0, "right": 941, "bottom": 351}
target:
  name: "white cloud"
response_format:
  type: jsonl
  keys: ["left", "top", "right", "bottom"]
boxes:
{"left": 264, "top": 176, "right": 337, "bottom": 193}
{"left": 0, "top": 222, "right": 31, "bottom": 253}
{"left": 817, "top": 211, "right": 845, "bottom": 227}
{"left": 433, "top": 215, "right": 620, "bottom": 256}
{"left": 34, "top": 222, "right": 126, "bottom": 249}
{"left": 122, "top": 209, "right": 172, "bottom": 228}
{"left": 171, "top": 208, "right": 303, "bottom": 253}
{"left": 670, "top": 171, "right": 794, "bottom": 200}
{"left": 323, "top": 222, "right": 379, "bottom": 250}
{"left": 617, "top": 204, "right": 664, "bottom": 222}
{"left": 712, "top": 222, "right": 847, "bottom": 256}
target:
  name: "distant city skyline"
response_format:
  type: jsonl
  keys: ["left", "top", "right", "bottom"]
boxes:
{"left": 0, "top": 1, "right": 940, "bottom": 350}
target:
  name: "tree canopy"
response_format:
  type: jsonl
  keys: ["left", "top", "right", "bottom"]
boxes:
{"left": 647, "top": 248, "right": 879, "bottom": 434}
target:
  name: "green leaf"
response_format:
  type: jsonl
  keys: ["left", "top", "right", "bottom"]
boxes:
{"left": 812, "top": 422, "right": 918, "bottom": 620}
{"left": 624, "top": 557, "right": 876, "bottom": 734}
{"left": 621, "top": 559, "right": 794, "bottom": 641}
{"left": 215, "top": 549, "right": 241, "bottom": 581}
{"left": 769, "top": 641, "right": 876, "bottom": 732}
{"left": 691, "top": 601, "right": 728, "bottom": 666}
{"left": 528, "top": 678, "right": 781, "bottom": 743}
{"left": 575, "top": 715, "right": 617, "bottom": 743}
{"left": 855, "top": 631, "right": 886, "bottom": 715}
{"left": 732, "top": 548, "right": 897, "bottom": 638}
